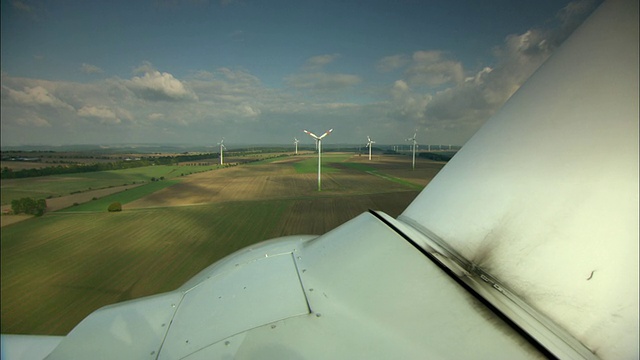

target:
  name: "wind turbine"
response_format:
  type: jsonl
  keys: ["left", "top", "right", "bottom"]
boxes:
{"left": 218, "top": 138, "right": 226, "bottom": 165}
{"left": 366, "top": 136, "right": 375, "bottom": 160}
{"left": 303, "top": 128, "right": 333, "bottom": 191}
{"left": 406, "top": 132, "right": 417, "bottom": 170}
{"left": 294, "top": 138, "right": 300, "bottom": 155}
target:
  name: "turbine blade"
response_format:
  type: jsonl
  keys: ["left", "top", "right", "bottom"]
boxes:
{"left": 303, "top": 130, "right": 319, "bottom": 139}
{"left": 319, "top": 128, "right": 333, "bottom": 139}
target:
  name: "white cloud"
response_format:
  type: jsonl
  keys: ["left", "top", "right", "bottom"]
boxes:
{"left": 239, "top": 104, "right": 261, "bottom": 118}
{"left": 15, "top": 114, "right": 51, "bottom": 128}
{"left": 77, "top": 105, "right": 121, "bottom": 124}
{"left": 303, "top": 54, "right": 341, "bottom": 70}
{"left": 216, "top": 67, "right": 261, "bottom": 87}
{"left": 2, "top": 85, "right": 75, "bottom": 111}
{"left": 385, "top": 0, "right": 597, "bottom": 142}
{"left": 389, "top": 80, "right": 432, "bottom": 122}
{"left": 125, "top": 70, "right": 198, "bottom": 102}
{"left": 376, "top": 54, "right": 409, "bottom": 72}
{"left": 148, "top": 112, "right": 165, "bottom": 120}
{"left": 406, "top": 50, "right": 465, "bottom": 87}
{"left": 80, "top": 63, "right": 104, "bottom": 74}
{"left": 0, "top": 0, "right": 598, "bottom": 147}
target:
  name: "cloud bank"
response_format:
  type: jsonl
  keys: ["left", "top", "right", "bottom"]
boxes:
{"left": 1, "top": 0, "right": 598, "bottom": 147}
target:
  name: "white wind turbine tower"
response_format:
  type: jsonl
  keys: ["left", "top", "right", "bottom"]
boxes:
{"left": 303, "top": 128, "right": 333, "bottom": 191}
{"left": 406, "top": 132, "right": 417, "bottom": 170}
{"left": 294, "top": 138, "right": 300, "bottom": 155}
{"left": 218, "top": 138, "right": 226, "bottom": 165}
{"left": 366, "top": 136, "right": 375, "bottom": 160}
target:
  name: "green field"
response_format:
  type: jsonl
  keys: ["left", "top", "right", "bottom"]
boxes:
{"left": 1, "top": 165, "right": 218, "bottom": 205}
{"left": 1, "top": 200, "right": 289, "bottom": 335}
{"left": 341, "top": 162, "right": 423, "bottom": 190}
{"left": 57, "top": 180, "right": 181, "bottom": 212}
{"left": 292, "top": 154, "right": 352, "bottom": 174}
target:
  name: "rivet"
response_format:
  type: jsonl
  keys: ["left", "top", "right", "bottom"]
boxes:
{"left": 271, "top": 325, "right": 276, "bottom": 329}
{"left": 315, "top": 313, "right": 322, "bottom": 317}
{"left": 225, "top": 341, "right": 231, "bottom": 346}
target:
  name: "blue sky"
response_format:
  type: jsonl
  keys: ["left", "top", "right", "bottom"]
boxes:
{"left": 1, "top": 0, "right": 600, "bottom": 148}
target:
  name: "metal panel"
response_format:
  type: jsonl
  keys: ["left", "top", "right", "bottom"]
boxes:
{"left": 158, "top": 253, "right": 309, "bottom": 360}
{"left": 0, "top": 335, "right": 64, "bottom": 360}
{"left": 45, "top": 292, "right": 183, "bottom": 360}
{"left": 186, "top": 213, "right": 546, "bottom": 359}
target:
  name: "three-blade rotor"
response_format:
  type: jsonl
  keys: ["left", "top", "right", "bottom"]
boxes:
{"left": 304, "top": 128, "right": 333, "bottom": 140}
{"left": 366, "top": 136, "right": 375, "bottom": 147}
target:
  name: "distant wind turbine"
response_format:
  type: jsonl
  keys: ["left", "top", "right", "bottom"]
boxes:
{"left": 406, "top": 132, "right": 417, "bottom": 170}
{"left": 303, "top": 128, "right": 333, "bottom": 191}
{"left": 218, "top": 138, "right": 226, "bottom": 165}
{"left": 294, "top": 138, "right": 300, "bottom": 155}
{"left": 366, "top": 136, "right": 375, "bottom": 161}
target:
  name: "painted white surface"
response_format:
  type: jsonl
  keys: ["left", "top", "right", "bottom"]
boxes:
{"left": 400, "top": 1, "right": 639, "bottom": 358}
{"left": 45, "top": 292, "right": 183, "bottom": 360}
{"left": 0, "top": 335, "right": 63, "bottom": 360}
{"left": 158, "top": 253, "right": 310, "bottom": 360}
{"left": 180, "top": 213, "right": 545, "bottom": 359}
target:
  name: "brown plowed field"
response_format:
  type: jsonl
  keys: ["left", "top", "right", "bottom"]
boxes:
{"left": 126, "top": 154, "right": 438, "bottom": 209}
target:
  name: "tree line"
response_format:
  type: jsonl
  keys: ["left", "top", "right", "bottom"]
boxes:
{"left": 11, "top": 198, "right": 47, "bottom": 216}
{"left": 1, "top": 153, "right": 217, "bottom": 179}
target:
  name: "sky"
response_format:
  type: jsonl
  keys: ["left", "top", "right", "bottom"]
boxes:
{"left": 1, "top": 0, "right": 600, "bottom": 148}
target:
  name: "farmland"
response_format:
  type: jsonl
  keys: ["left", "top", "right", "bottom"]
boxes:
{"left": 0, "top": 164, "right": 219, "bottom": 206}
{"left": 1, "top": 153, "right": 447, "bottom": 335}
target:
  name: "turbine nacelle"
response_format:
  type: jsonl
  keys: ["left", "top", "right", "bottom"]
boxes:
{"left": 366, "top": 136, "right": 375, "bottom": 147}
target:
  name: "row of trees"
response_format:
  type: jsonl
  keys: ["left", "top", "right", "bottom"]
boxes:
{"left": 1, "top": 153, "right": 217, "bottom": 179}
{"left": 11, "top": 198, "right": 47, "bottom": 216}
